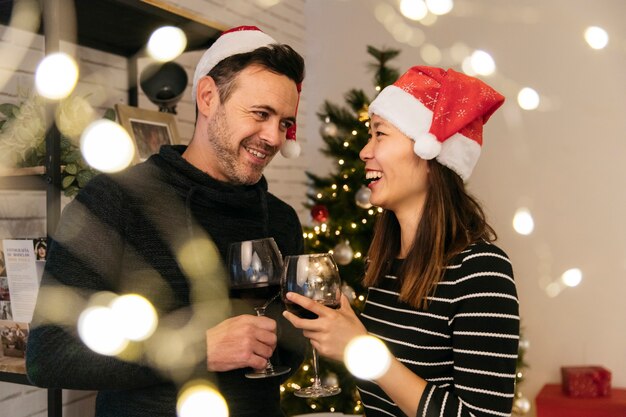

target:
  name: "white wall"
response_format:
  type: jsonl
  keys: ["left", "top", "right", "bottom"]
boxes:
{"left": 0, "top": 1, "right": 306, "bottom": 416}
{"left": 305, "top": 1, "right": 626, "bottom": 416}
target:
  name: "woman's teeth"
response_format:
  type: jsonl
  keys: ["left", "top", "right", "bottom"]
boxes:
{"left": 365, "top": 170, "right": 383, "bottom": 184}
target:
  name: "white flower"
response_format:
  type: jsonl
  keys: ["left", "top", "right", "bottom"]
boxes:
{"left": 0, "top": 95, "right": 46, "bottom": 166}
{"left": 55, "top": 95, "right": 95, "bottom": 141}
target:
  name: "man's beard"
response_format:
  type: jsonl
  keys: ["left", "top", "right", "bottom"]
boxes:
{"left": 206, "top": 106, "right": 274, "bottom": 185}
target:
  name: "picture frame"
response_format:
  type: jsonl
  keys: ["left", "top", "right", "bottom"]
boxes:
{"left": 115, "top": 104, "right": 180, "bottom": 162}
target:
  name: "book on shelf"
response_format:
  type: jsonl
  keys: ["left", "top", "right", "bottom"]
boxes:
{"left": 0, "top": 238, "right": 45, "bottom": 363}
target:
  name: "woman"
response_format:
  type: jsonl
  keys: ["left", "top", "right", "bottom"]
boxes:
{"left": 283, "top": 66, "right": 519, "bottom": 417}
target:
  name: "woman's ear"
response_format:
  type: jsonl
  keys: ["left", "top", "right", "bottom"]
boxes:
{"left": 196, "top": 76, "right": 220, "bottom": 117}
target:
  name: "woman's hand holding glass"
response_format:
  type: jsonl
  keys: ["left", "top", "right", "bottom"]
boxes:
{"left": 282, "top": 292, "right": 367, "bottom": 363}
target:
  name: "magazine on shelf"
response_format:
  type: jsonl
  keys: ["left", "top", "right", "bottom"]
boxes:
{"left": 0, "top": 238, "right": 45, "bottom": 360}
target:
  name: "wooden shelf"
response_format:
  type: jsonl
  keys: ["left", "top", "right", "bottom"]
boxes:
{"left": 0, "top": 0, "right": 225, "bottom": 57}
{"left": 0, "top": 167, "right": 47, "bottom": 191}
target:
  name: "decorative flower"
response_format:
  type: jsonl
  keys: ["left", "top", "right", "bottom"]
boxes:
{"left": 0, "top": 93, "right": 113, "bottom": 196}
{"left": 55, "top": 95, "right": 95, "bottom": 141}
{"left": 0, "top": 94, "right": 46, "bottom": 166}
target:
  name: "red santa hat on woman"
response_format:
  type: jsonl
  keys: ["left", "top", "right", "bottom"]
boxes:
{"left": 368, "top": 66, "right": 504, "bottom": 181}
{"left": 192, "top": 25, "right": 301, "bottom": 158}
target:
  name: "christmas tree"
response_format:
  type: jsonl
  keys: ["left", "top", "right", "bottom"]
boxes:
{"left": 280, "top": 46, "right": 401, "bottom": 415}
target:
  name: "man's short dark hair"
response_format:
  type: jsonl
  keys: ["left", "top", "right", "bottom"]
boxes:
{"left": 207, "top": 44, "right": 305, "bottom": 103}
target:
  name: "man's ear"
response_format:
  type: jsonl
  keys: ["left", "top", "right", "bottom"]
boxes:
{"left": 196, "top": 76, "right": 220, "bottom": 117}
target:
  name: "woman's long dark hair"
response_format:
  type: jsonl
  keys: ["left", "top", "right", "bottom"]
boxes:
{"left": 363, "top": 160, "right": 496, "bottom": 309}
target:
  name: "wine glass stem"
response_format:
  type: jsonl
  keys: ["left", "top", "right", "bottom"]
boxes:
{"left": 311, "top": 345, "right": 322, "bottom": 388}
{"left": 254, "top": 307, "right": 274, "bottom": 372}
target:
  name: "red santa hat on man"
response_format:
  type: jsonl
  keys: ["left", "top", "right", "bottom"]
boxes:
{"left": 192, "top": 25, "right": 301, "bottom": 158}
{"left": 368, "top": 66, "right": 504, "bottom": 181}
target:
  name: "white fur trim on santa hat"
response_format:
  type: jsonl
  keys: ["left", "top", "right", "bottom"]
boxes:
{"left": 368, "top": 85, "right": 437, "bottom": 159}
{"left": 280, "top": 139, "right": 301, "bottom": 158}
{"left": 191, "top": 29, "right": 276, "bottom": 102}
{"left": 414, "top": 132, "right": 441, "bottom": 160}
{"left": 436, "top": 132, "right": 481, "bottom": 181}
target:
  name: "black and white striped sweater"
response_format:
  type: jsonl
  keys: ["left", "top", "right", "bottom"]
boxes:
{"left": 358, "top": 241, "right": 519, "bottom": 417}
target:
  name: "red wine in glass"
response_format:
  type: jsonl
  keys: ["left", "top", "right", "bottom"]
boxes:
{"left": 284, "top": 300, "right": 339, "bottom": 320}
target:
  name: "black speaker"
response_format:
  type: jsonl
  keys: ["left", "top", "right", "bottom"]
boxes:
{"left": 139, "top": 62, "right": 188, "bottom": 114}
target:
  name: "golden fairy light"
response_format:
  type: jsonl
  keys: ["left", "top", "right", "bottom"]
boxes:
{"left": 78, "top": 305, "right": 129, "bottom": 356}
{"left": 344, "top": 335, "right": 391, "bottom": 380}
{"left": 561, "top": 268, "right": 582, "bottom": 287}
{"left": 584, "top": 26, "right": 609, "bottom": 50}
{"left": 80, "top": 119, "right": 135, "bottom": 172}
{"left": 177, "top": 380, "right": 228, "bottom": 417}
{"left": 518, "top": 87, "right": 540, "bottom": 110}
{"left": 147, "top": 26, "right": 187, "bottom": 62}
{"left": 35, "top": 52, "right": 79, "bottom": 99}
{"left": 110, "top": 294, "right": 158, "bottom": 341}
{"left": 513, "top": 207, "right": 534, "bottom": 235}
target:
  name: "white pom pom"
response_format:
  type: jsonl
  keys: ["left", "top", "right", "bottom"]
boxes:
{"left": 413, "top": 133, "right": 441, "bottom": 160}
{"left": 280, "top": 139, "right": 301, "bottom": 158}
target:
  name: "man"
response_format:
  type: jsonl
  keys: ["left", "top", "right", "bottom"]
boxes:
{"left": 26, "top": 26, "right": 306, "bottom": 417}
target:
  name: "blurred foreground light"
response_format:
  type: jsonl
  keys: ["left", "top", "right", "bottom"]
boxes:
{"left": 584, "top": 26, "right": 609, "bottom": 50}
{"left": 78, "top": 306, "right": 128, "bottom": 356}
{"left": 561, "top": 268, "right": 582, "bottom": 287}
{"left": 9, "top": 0, "right": 40, "bottom": 32}
{"left": 425, "top": 0, "right": 453, "bottom": 15}
{"left": 399, "top": 0, "right": 428, "bottom": 21}
{"left": 517, "top": 87, "right": 540, "bottom": 110}
{"left": 513, "top": 207, "right": 534, "bottom": 235}
{"left": 110, "top": 294, "right": 158, "bottom": 341}
{"left": 469, "top": 50, "right": 496, "bottom": 76}
{"left": 35, "top": 52, "right": 78, "bottom": 99}
{"left": 81, "top": 119, "right": 135, "bottom": 172}
{"left": 344, "top": 335, "right": 391, "bottom": 380}
{"left": 177, "top": 381, "right": 228, "bottom": 417}
{"left": 147, "top": 26, "right": 187, "bottom": 62}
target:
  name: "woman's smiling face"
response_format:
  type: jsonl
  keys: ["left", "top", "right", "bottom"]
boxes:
{"left": 360, "top": 114, "right": 430, "bottom": 214}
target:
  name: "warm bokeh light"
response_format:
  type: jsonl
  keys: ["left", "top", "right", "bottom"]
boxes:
{"left": 78, "top": 306, "right": 128, "bottom": 356}
{"left": 545, "top": 282, "right": 562, "bottom": 298}
{"left": 177, "top": 381, "right": 228, "bottom": 417}
{"left": 584, "top": 26, "right": 609, "bottom": 50}
{"left": 110, "top": 294, "right": 158, "bottom": 341}
{"left": 147, "top": 26, "right": 187, "bottom": 62}
{"left": 517, "top": 87, "right": 540, "bottom": 110}
{"left": 513, "top": 207, "right": 534, "bottom": 235}
{"left": 420, "top": 43, "right": 442, "bottom": 65}
{"left": 344, "top": 335, "right": 391, "bottom": 380}
{"left": 469, "top": 50, "right": 496, "bottom": 76}
{"left": 8, "top": 0, "right": 40, "bottom": 32}
{"left": 561, "top": 268, "right": 583, "bottom": 287}
{"left": 450, "top": 42, "right": 470, "bottom": 63}
{"left": 80, "top": 119, "right": 135, "bottom": 172}
{"left": 399, "top": 0, "right": 428, "bottom": 21}
{"left": 35, "top": 52, "right": 79, "bottom": 99}
{"left": 425, "top": 0, "right": 453, "bottom": 15}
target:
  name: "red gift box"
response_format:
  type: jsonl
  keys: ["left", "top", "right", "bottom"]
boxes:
{"left": 561, "top": 366, "right": 612, "bottom": 398}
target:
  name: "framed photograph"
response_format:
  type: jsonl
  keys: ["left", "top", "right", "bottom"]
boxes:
{"left": 115, "top": 104, "right": 180, "bottom": 162}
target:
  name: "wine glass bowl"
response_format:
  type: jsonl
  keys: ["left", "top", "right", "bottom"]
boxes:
{"left": 229, "top": 237, "right": 283, "bottom": 289}
{"left": 281, "top": 253, "right": 342, "bottom": 398}
{"left": 228, "top": 237, "right": 290, "bottom": 378}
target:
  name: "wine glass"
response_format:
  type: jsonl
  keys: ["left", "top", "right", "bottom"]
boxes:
{"left": 281, "top": 253, "right": 342, "bottom": 398}
{"left": 228, "top": 237, "right": 291, "bottom": 379}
